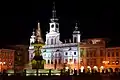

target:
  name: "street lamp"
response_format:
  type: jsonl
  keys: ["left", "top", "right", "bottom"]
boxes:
{"left": 0, "top": 62, "right": 6, "bottom": 72}
{"left": 102, "top": 61, "right": 109, "bottom": 69}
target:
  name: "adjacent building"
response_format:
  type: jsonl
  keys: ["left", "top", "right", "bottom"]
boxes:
{"left": 0, "top": 49, "right": 15, "bottom": 72}
{"left": 79, "top": 38, "right": 120, "bottom": 72}
{"left": 7, "top": 45, "right": 29, "bottom": 70}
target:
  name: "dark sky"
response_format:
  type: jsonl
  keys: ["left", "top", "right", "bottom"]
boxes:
{"left": 0, "top": 1, "right": 119, "bottom": 47}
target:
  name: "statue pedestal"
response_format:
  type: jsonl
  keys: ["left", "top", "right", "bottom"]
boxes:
{"left": 32, "top": 56, "right": 45, "bottom": 69}
{"left": 24, "top": 62, "right": 32, "bottom": 69}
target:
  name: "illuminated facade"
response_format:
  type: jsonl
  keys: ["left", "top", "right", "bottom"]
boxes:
{"left": 8, "top": 45, "right": 29, "bottom": 70}
{"left": 79, "top": 38, "right": 120, "bottom": 72}
{"left": 29, "top": 3, "right": 81, "bottom": 70}
{"left": 105, "top": 47, "right": 120, "bottom": 71}
{"left": 0, "top": 49, "right": 15, "bottom": 71}
{"left": 79, "top": 38, "right": 106, "bottom": 72}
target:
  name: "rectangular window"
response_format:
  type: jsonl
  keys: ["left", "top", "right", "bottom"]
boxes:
{"left": 116, "top": 52, "right": 119, "bottom": 57}
{"left": 108, "top": 52, "right": 110, "bottom": 57}
{"left": 112, "top": 52, "right": 114, "bottom": 57}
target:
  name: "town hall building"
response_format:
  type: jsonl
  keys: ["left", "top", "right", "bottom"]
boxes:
{"left": 28, "top": 3, "right": 81, "bottom": 70}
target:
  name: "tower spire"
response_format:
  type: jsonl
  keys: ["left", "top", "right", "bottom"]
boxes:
{"left": 32, "top": 28, "right": 35, "bottom": 36}
{"left": 75, "top": 22, "right": 78, "bottom": 31}
{"left": 51, "top": 2, "right": 58, "bottom": 22}
{"left": 36, "top": 22, "right": 44, "bottom": 43}
{"left": 52, "top": 2, "right": 56, "bottom": 18}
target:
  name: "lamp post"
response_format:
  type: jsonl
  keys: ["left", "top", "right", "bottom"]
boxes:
{"left": 0, "top": 62, "right": 6, "bottom": 72}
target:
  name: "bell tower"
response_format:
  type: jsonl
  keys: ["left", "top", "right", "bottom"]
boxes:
{"left": 72, "top": 22, "right": 81, "bottom": 43}
{"left": 49, "top": 2, "right": 59, "bottom": 33}
{"left": 45, "top": 2, "right": 62, "bottom": 45}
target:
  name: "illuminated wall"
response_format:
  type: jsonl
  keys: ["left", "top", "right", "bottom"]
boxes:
{"left": 79, "top": 38, "right": 120, "bottom": 72}
{"left": 0, "top": 49, "right": 15, "bottom": 71}
{"left": 105, "top": 47, "right": 120, "bottom": 70}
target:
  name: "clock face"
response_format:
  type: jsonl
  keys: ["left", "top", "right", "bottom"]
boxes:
{"left": 51, "top": 25, "right": 54, "bottom": 28}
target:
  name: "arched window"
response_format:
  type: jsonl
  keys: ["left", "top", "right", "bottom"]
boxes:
{"left": 74, "top": 59, "right": 76, "bottom": 64}
{"left": 51, "top": 39, "right": 53, "bottom": 44}
{"left": 48, "top": 60, "right": 50, "bottom": 64}
{"left": 51, "top": 24, "right": 54, "bottom": 28}
{"left": 74, "top": 37, "right": 77, "bottom": 43}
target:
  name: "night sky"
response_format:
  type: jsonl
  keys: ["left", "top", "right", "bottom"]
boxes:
{"left": 0, "top": 1, "right": 119, "bottom": 47}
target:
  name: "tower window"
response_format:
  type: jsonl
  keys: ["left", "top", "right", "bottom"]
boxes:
{"left": 51, "top": 25, "right": 54, "bottom": 28}
{"left": 74, "top": 37, "right": 77, "bottom": 43}
{"left": 56, "top": 24, "right": 58, "bottom": 28}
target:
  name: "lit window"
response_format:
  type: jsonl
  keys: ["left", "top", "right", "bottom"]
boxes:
{"left": 116, "top": 60, "right": 119, "bottom": 65}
